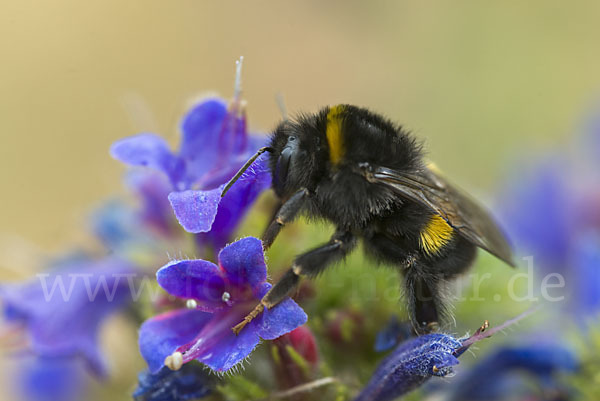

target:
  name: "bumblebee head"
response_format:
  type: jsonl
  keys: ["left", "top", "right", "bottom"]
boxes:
{"left": 269, "top": 114, "right": 327, "bottom": 198}
{"left": 220, "top": 111, "right": 326, "bottom": 200}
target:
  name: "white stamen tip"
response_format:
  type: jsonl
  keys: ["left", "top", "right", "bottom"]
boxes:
{"left": 234, "top": 56, "right": 244, "bottom": 100}
{"left": 165, "top": 351, "right": 183, "bottom": 371}
{"left": 222, "top": 291, "right": 231, "bottom": 303}
{"left": 186, "top": 299, "right": 197, "bottom": 309}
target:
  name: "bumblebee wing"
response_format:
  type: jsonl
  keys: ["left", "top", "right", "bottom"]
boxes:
{"left": 369, "top": 164, "right": 516, "bottom": 266}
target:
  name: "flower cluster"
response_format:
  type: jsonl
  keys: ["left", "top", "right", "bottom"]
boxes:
{"left": 110, "top": 93, "right": 270, "bottom": 251}
{"left": 0, "top": 245, "right": 142, "bottom": 401}
{"left": 1, "top": 257, "right": 136, "bottom": 376}
{"left": 499, "top": 111, "right": 600, "bottom": 318}
{"left": 4, "top": 60, "right": 599, "bottom": 401}
{"left": 0, "top": 60, "right": 281, "bottom": 400}
{"left": 139, "top": 237, "right": 307, "bottom": 373}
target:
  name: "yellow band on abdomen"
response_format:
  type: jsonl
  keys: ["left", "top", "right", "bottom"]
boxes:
{"left": 420, "top": 214, "right": 454, "bottom": 255}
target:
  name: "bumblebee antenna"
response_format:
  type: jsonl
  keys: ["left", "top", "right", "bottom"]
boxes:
{"left": 221, "top": 146, "right": 274, "bottom": 197}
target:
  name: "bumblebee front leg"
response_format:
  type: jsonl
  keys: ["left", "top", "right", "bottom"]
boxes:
{"left": 262, "top": 188, "right": 309, "bottom": 250}
{"left": 232, "top": 230, "right": 357, "bottom": 335}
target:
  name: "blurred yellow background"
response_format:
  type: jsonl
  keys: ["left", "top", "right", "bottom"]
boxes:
{"left": 2, "top": 0, "right": 600, "bottom": 256}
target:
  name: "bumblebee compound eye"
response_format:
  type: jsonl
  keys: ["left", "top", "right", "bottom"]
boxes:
{"left": 274, "top": 136, "right": 298, "bottom": 192}
{"left": 274, "top": 146, "right": 293, "bottom": 190}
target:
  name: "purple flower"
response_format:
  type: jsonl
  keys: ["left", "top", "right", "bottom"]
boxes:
{"left": 355, "top": 333, "right": 461, "bottom": 401}
{"left": 0, "top": 258, "right": 136, "bottom": 376}
{"left": 498, "top": 110, "right": 600, "bottom": 318}
{"left": 133, "top": 364, "right": 213, "bottom": 401}
{"left": 138, "top": 237, "right": 307, "bottom": 373}
{"left": 110, "top": 95, "right": 271, "bottom": 251}
{"left": 445, "top": 344, "right": 577, "bottom": 401}
{"left": 356, "top": 312, "right": 535, "bottom": 401}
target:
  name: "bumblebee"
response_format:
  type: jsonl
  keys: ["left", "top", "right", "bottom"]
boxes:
{"left": 223, "top": 104, "right": 515, "bottom": 335}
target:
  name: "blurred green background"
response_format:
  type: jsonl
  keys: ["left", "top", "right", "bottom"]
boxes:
{"left": 2, "top": 0, "right": 600, "bottom": 256}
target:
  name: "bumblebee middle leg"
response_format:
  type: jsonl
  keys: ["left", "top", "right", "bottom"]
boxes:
{"left": 232, "top": 230, "right": 356, "bottom": 334}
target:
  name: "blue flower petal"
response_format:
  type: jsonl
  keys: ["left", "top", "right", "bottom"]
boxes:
{"left": 571, "top": 234, "right": 600, "bottom": 317}
{"left": 110, "top": 133, "right": 183, "bottom": 185}
{"left": 176, "top": 307, "right": 261, "bottom": 372}
{"left": 19, "top": 356, "right": 85, "bottom": 401}
{"left": 498, "top": 159, "right": 572, "bottom": 272}
{"left": 176, "top": 297, "right": 306, "bottom": 372}
{"left": 205, "top": 157, "right": 272, "bottom": 251}
{"left": 446, "top": 344, "right": 577, "bottom": 401}
{"left": 255, "top": 287, "right": 308, "bottom": 340}
{"left": 179, "top": 99, "right": 228, "bottom": 180}
{"left": 168, "top": 186, "right": 224, "bottom": 233}
{"left": 139, "top": 309, "right": 213, "bottom": 373}
{"left": 217, "top": 237, "right": 267, "bottom": 293}
{"left": 156, "top": 260, "right": 226, "bottom": 311}
{"left": 197, "top": 324, "right": 259, "bottom": 372}
{"left": 430, "top": 351, "right": 459, "bottom": 375}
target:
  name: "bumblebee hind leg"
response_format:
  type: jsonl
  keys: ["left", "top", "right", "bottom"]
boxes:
{"left": 404, "top": 266, "right": 448, "bottom": 334}
{"left": 362, "top": 232, "right": 446, "bottom": 333}
{"left": 404, "top": 239, "right": 476, "bottom": 334}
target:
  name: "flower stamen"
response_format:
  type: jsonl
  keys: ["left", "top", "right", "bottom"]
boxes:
{"left": 233, "top": 56, "right": 244, "bottom": 102}
{"left": 479, "top": 320, "right": 490, "bottom": 333}
{"left": 165, "top": 351, "right": 183, "bottom": 371}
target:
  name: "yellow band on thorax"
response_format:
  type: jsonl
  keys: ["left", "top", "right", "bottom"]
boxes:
{"left": 420, "top": 214, "right": 453, "bottom": 255}
{"left": 326, "top": 105, "right": 345, "bottom": 165}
